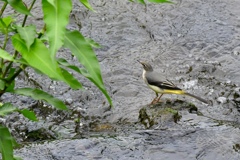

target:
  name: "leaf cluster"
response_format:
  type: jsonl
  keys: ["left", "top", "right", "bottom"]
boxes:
{"left": 0, "top": 0, "right": 109, "bottom": 159}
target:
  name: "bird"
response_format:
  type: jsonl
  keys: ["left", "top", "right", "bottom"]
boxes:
{"left": 137, "top": 60, "right": 209, "bottom": 104}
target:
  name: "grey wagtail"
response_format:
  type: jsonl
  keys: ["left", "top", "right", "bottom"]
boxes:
{"left": 138, "top": 60, "right": 209, "bottom": 104}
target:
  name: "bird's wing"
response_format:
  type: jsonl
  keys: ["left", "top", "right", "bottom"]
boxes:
{"left": 146, "top": 73, "right": 182, "bottom": 90}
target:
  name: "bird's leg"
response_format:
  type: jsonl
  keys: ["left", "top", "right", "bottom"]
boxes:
{"left": 155, "top": 92, "right": 158, "bottom": 99}
{"left": 156, "top": 94, "right": 163, "bottom": 102}
{"left": 150, "top": 92, "right": 159, "bottom": 104}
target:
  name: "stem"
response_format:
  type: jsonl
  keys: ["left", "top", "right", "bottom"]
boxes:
{"left": 0, "top": 2, "right": 8, "bottom": 72}
{"left": 0, "top": 59, "right": 3, "bottom": 76}
{"left": 38, "top": 24, "right": 46, "bottom": 39}
{"left": 2, "top": 50, "right": 18, "bottom": 78}
{"left": 0, "top": 30, "right": 9, "bottom": 76}
{"left": 2, "top": 29, "right": 9, "bottom": 50}
{"left": 0, "top": 2, "right": 8, "bottom": 18}
{"left": 0, "top": 65, "right": 25, "bottom": 97}
{"left": 8, "top": 65, "right": 25, "bottom": 83}
{"left": 22, "top": 0, "right": 37, "bottom": 27}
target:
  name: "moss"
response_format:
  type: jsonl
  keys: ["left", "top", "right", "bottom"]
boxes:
{"left": 233, "top": 144, "right": 240, "bottom": 152}
{"left": 26, "top": 128, "right": 56, "bottom": 142}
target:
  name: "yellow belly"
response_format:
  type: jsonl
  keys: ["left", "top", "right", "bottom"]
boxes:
{"left": 148, "top": 84, "right": 185, "bottom": 95}
{"left": 148, "top": 84, "right": 164, "bottom": 93}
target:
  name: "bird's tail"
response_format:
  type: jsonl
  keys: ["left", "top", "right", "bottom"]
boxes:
{"left": 184, "top": 92, "right": 209, "bottom": 104}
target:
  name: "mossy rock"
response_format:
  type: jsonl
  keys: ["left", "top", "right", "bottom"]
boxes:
{"left": 138, "top": 99, "right": 199, "bottom": 129}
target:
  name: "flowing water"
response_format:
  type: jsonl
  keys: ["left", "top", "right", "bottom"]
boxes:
{"left": 1, "top": 0, "right": 240, "bottom": 159}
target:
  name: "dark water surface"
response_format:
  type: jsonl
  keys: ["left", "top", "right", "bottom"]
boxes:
{"left": 1, "top": 0, "right": 240, "bottom": 159}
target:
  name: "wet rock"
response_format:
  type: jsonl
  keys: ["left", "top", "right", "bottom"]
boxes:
{"left": 26, "top": 128, "right": 56, "bottom": 142}
{"left": 233, "top": 46, "right": 240, "bottom": 56}
{"left": 137, "top": 99, "right": 202, "bottom": 129}
{"left": 217, "top": 97, "right": 227, "bottom": 104}
{"left": 234, "top": 88, "right": 240, "bottom": 99}
{"left": 65, "top": 98, "right": 73, "bottom": 105}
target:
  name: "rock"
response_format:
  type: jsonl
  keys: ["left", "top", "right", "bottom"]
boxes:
{"left": 217, "top": 97, "right": 227, "bottom": 104}
{"left": 65, "top": 98, "right": 73, "bottom": 105}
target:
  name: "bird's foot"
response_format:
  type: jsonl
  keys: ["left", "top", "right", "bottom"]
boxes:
{"left": 150, "top": 99, "right": 162, "bottom": 105}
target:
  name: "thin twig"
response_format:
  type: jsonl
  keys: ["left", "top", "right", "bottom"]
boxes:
{"left": 0, "top": 2, "right": 8, "bottom": 18}
{"left": 22, "top": 0, "right": 37, "bottom": 27}
{"left": 0, "top": 2, "right": 8, "bottom": 71}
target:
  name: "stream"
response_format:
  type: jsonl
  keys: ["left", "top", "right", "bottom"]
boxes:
{"left": 1, "top": 0, "right": 240, "bottom": 159}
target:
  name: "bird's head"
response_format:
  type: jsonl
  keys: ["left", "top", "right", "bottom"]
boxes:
{"left": 137, "top": 60, "right": 153, "bottom": 72}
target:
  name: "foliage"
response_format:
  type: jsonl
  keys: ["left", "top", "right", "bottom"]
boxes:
{"left": 0, "top": 0, "right": 172, "bottom": 159}
{"left": 0, "top": 125, "right": 18, "bottom": 160}
{"left": 0, "top": 0, "right": 111, "bottom": 159}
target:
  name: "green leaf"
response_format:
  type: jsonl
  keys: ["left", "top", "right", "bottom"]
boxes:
{"left": 5, "top": 68, "right": 16, "bottom": 80}
{"left": 4, "top": 0, "right": 31, "bottom": 15}
{"left": 13, "top": 88, "right": 68, "bottom": 110}
{"left": 0, "top": 79, "right": 5, "bottom": 90}
{"left": 11, "top": 34, "right": 81, "bottom": 89}
{"left": 148, "top": 0, "right": 173, "bottom": 3}
{"left": 19, "top": 109, "right": 38, "bottom": 121}
{"left": 57, "top": 58, "right": 83, "bottom": 74}
{"left": 13, "top": 156, "right": 22, "bottom": 160}
{"left": 5, "top": 80, "right": 15, "bottom": 92}
{"left": 58, "top": 59, "right": 113, "bottom": 107}
{"left": 0, "top": 16, "right": 14, "bottom": 34}
{"left": 64, "top": 30, "right": 112, "bottom": 106}
{"left": 79, "top": 0, "right": 94, "bottom": 11}
{"left": 16, "top": 25, "right": 36, "bottom": 51}
{"left": 64, "top": 31, "right": 103, "bottom": 84}
{"left": 85, "top": 38, "right": 101, "bottom": 48}
{"left": 0, "top": 125, "right": 16, "bottom": 160}
{"left": 42, "top": 0, "right": 72, "bottom": 56}
{"left": 12, "top": 34, "right": 62, "bottom": 79}
{"left": 0, "top": 49, "right": 14, "bottom": 61}
{"left": 128, "top": 0, "right": 145, "bottom": 4}
{"left": 57, "top": 59, "right": 83, "bottom": 89}
{"left": 61, "top": 68, "right": 82, "bottom": 89}
{"left": 0, "top": 103, "right": 17, "bottom": 116}
{"left": 137, "top": 0, "right": 146, "bottom": 4}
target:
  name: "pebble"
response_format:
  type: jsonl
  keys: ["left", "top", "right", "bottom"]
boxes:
{"left": 233, "top": 46, "right": 240, "bottom": 55}
{"left": 235, "top": 87, "right": 240, "bottom": 92}
{"left": 217, "top": 97, "right": 227, "bottom": 104}
{"left": 66, "top": 98, "right": 73, "bottom": 105}
{"left": 235, "top": 98, "right": 240, "bottom": 102}
{"left": 0, "top": 118, "right": 6, "bottom": 124}
{"left": 233, "top": 50, "right": 240, "bottom": 55}
{"left": 226, "top": 80, "right": 231, "bottom": 84}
